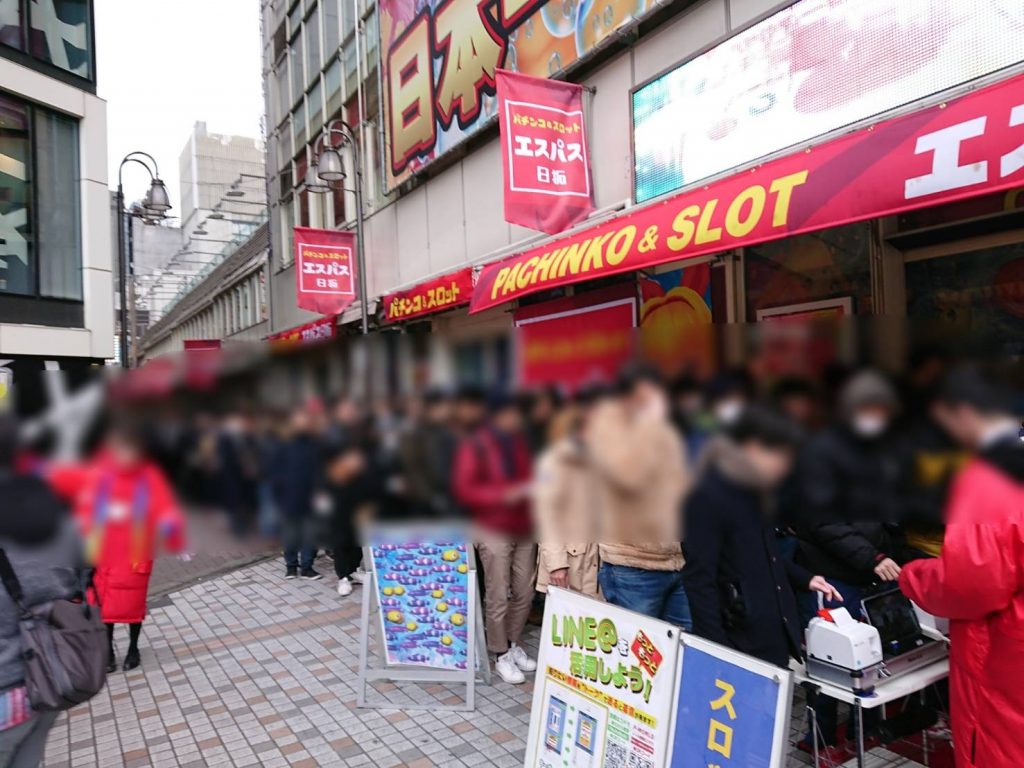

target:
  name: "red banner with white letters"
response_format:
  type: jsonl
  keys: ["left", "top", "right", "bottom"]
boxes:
{"left": 473, "top": 71, "right": 1024, "bottom": 313}
{"left": 497, "top": 69, "right": 594, "bottom": 235}
{"left": 294, "top": 227, "right": 357, "bottom": 315}
{"left": 382, "top": 268, "right": 474, "bottom": 323}
{"left": 267, "top": 316, "right": 337, "bottom": 347}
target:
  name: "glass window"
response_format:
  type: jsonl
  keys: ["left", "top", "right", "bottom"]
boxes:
{"left": 0, "top": 0, "right": 23, "bottom": 50}
{"left": 305, "top": 5, "right": 321, "bottom": 81}
{"left": 292, "top": 102, "right": 306, "bottom": 151}
{"left": 29, "top": 0, "right": 91, "bottom": 79}
{"left": 325, "top": 57, "right": 342, "bottom": 115}
{"left": 277, "top": 121, "right": 292, "bottom": 169}
{"left": 34, "top": 108, "right": 81, "bottom": 299}
{"left": 275, "top": 60, "right": 290, "bottom": 123}
{"left": 308, "top": 79, "right": 323, "bottom": 135}
{"left": 290, "top": 30, "right": 304, "bottom": 105}
{"left": 0, "top": 95, "right": 32, "bottom": 295}
{"left": 343, "top": 42, "right": 357, "bottom": 96}
{"left": 288, "top": 1, "right": 302, "bottom": 37}
{"left": 745, "top": 222, "right": 873, "bottom": 320}
{"left": 341, "top": 0, "right": 354, "bottom": 41}
{"left": 323, "top": 0, "right": 339, "bottom": 56}
{"left": 364, "top": 9, "right": 377, "bottom": 65}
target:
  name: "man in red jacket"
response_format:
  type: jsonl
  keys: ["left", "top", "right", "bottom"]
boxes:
{"left": 453, "top": 393, "right": 536, "bottom": 685}
{"left": 900, "top": 366, "right": 1024, "bottom": 768}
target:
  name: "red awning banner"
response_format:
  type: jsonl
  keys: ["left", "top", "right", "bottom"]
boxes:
{"left": 497, "top": 70, "right": 595, "bottom": 235}
{"left": 472, "top": 71, "right": 1024, "bottom": 313}
{"left": 382, "top": 268, "right": 475, "bottom": 323}
{"left": 267, "top": 316, "right": 337, "bottom": 347}
{"left": 294, "top": 227, "right": 358, "bottom": 315}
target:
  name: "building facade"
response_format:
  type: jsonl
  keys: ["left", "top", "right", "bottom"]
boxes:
{"left": 0, "top": 0, "right": 112, "bottom": 412}
{"left": 126, "top": 0, "right": 1023, "bottom": 398}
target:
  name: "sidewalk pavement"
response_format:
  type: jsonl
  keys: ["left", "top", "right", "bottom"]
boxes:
{"left": 40, "top": 556, "right": 927, "bottom": 768}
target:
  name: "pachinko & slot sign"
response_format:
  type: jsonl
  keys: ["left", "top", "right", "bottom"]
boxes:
{"left": 524, "top": 588, "right": 680, "bottom": 768}
{"left": 472, "top": 70, "right": 1024, "bottom": 312}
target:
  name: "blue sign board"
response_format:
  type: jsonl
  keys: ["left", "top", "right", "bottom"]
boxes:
{"left": 671, "top": 645, "right": 782, "bottom": 767}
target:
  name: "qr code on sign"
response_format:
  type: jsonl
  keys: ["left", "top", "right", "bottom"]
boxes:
{"left": 627, "top": 753, "right": 654, "bottom": 768}
{"left": 605, "top": 742, "right": 628, "bottom": 768}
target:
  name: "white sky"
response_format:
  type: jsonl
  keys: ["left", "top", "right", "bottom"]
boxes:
{"left": 95, "top": 0, "right": 264, "bottom": 215}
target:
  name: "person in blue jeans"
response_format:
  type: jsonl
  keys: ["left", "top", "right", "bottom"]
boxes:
{"left": 588, "top": 365, "right": 693, "bottom": 630}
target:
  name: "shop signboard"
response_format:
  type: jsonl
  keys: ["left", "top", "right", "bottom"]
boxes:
{"left": 294, "top": 227, "right": 357, "bottom": 316}
{"left": 632, "top": 0, "right": 1024, "bottom": 203}
{"left": 524, "top": 587, "right": 681, "bottom": 768}
{"left": 497, "top": 70, "right": 594, "bottom": 234}
{"left": 367, "top": 532, "right": 473, "bottom": 670}
{"left": 669, "top": 634, "right": 792, "bottom": 767}
{"left": 513, "top": 285, "right": 635, "bottom": 390}
{"left": 380, "top": 0, "right": 659, "bottom": 190}
{"left": 382, "top": 268, "right": 475, "bottom": 323}
{"left": 471, "top": 69, "right": 1024, "bottom": 312}
{"left": 267, "top": 316, "right": 337, "bottom": 347}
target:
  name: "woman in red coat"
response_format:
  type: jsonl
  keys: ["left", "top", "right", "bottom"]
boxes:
{"left": 899, "top": 367, "right": 1024, "bottom": 768}
{"left": 51, "top": 424, "right": 184, "bottom": 673}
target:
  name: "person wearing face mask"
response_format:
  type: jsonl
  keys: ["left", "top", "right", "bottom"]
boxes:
{"left": 49, "top": 419, "right": 185, "bottom": 675}
{"left": 793, "top": 369, "right": 913, "bottom": 755}
{"left": 683, "top": 406, "right": 841, "bottom": 668}
{"left": 704, "top": 371, "right": 752, "bottom": 434}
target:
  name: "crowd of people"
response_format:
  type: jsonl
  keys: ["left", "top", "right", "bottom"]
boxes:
{"left": 2, "top": 352, "right": 1023, "bottom": 766}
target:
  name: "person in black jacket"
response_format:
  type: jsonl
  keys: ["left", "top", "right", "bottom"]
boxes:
{"left": 794, "top": 369, "right": 915, "bottom": 753}
{"left": 684, "top": 407, "right": 840, "bottom": 669}
{"left": 795, "top": 369, "right": 910, "bottom": 590}
{"left": 0, "top": 415, "right": 82, "bottom": 767}
{"left": 269, "top": 407, "right": 323, "bottom": 581}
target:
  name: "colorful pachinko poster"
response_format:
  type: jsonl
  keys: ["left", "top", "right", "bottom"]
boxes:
{"left": 369, "top": 531, "right": 472, "bottom": 670}
{"left": 524, "top": 587, "right": 681, "bottom": 768}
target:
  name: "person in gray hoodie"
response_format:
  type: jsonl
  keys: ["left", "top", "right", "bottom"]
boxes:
{"left": 0, "top": 415, "right": 84, "bottom": 768}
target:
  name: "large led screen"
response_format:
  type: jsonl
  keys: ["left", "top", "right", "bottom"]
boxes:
{"left": 632, "top": 0, "right": 1024, "bottom": 204}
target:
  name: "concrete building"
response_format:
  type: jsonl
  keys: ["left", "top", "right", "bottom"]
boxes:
{"left": 0, "top": 1, "right": 112, "bottom": 413}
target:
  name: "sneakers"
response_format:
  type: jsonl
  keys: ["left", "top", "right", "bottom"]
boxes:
{"left": 350, "top": 567, "right": 368, "bottom": 585}
{"left": 508, "top": 643, "right": 537, "bottom": 672}
{"left": 285, "top": 566, "right": 298, "bottom": 580}
{"left": 494, "top": 651, "right": 526, "bottom": 685}
{"left": 337, "top": 577, "right": 353, "bottom": 597}
{"left": 300, "top": 568, "right": 323, "bottom": 580}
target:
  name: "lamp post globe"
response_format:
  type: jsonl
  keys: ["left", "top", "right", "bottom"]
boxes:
{"left": 317, "top": 148, "right": 346, "bottom": 182}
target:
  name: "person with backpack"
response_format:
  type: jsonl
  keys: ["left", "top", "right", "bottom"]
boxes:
{"left": 0, "top": 415, "right": 87, "bottom": 767}
{"left": 50, "top": 420, "right": 184, "bottom": 674}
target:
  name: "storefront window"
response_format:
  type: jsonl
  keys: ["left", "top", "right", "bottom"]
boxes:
{"left": 0, "top": 93, "right": 81, "bottom": 300}
{"left": 29, "top": 0, "right": 91, "bottom": 78}
{"left": 0, "top": 1, "right": 23, "bottom": 50}
{"left": 0, "top": 95, "right": 32, "bottom": 295}
{"left": 745, "top": 222, "right": 873, "bottom": 321}
{"left": 906, "top": 243, "right": 1024, "bottom": 357}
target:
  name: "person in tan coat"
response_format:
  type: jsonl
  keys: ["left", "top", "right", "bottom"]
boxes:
{"left": 533, "top": 398, "right": 600, "bottom": 597}
{"left": 587, "top": 366, "right": 692, "bottom": 629}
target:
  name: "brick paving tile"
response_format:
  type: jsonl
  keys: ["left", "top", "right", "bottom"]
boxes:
{"left": 37, "top": 556, "right": 927, "bottom": 768}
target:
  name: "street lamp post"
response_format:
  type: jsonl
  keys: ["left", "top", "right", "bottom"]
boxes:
{"left": 117, "top": 151, "right": 171, "bottom": 367}
{"left": 307, "top": 119, "right": 369, "bottom": 335}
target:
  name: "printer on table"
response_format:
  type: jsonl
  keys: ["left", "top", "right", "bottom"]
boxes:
{"left": 805, "top": 589, "right": 947, "bottom": 693}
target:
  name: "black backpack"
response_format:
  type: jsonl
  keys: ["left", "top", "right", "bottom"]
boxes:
{"left": 0, "top": 549, "right": 107, "bottom": 711}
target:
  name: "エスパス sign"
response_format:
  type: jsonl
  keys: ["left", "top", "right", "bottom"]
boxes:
{"left": 294, "top": 227, "right": 357, "bottom": 316}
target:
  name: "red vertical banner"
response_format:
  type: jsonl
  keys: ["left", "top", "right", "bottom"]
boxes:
{"left": 496, "top": 69, "right": 595, "bottom": 235}
{"left": 294, "top": 226, "right": 358, "bottom": 315}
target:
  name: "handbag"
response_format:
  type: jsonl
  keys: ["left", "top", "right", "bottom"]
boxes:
{"left": 0, "top": 549, "right": 107, "bottom": 711}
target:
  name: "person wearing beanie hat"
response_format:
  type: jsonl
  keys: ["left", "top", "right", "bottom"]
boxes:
{"left": 900, "top": 364, "right": 1024, "bottom": 768}
{"left": 793, "top": 368, "right": 911, "bottom": 752}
